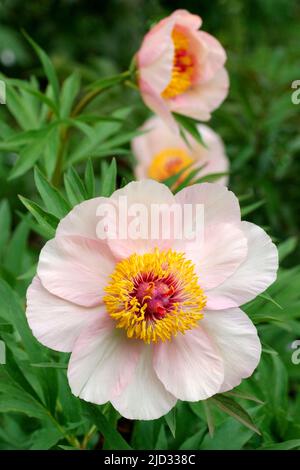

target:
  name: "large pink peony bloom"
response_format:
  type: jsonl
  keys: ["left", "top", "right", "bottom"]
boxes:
{"left": 26, "top": 180, "right": 278, "bottom": 420}
{"left": 133, "top": 115, "right": 229, "bottom": 185}
{"left": 136, "top": 9, "right": 229, "bottom": 130}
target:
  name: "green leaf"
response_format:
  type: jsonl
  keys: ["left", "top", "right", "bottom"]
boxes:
{"left": 0, "top": 279, "right": 45, "bottom": 360}
{"left": 100, "top": 158, "right": 117, "bottom": 197}
{"left": 64, "top": 167, "right": 88, "bottom": 206}
{"left": 31, "top": 362, "right": 68, "bottom": 369}
{"left": 194, "top": 172, "right": 229, "bottom": 183}
{"left": 29, "top": 426, "right": 64, "bottom": 450}
{"left": 83, "top": 403, "right": 131, "bottom": 450}
{"left": 173, "top": 165, "right": 206, "bottom": 193}
{"left": 0, "top": 200, "right": 11, "bottom": 256}
{"left": 3, "top": 218, "right": 29, "bottom": 277}
{"left": 173, "top": 113, "right": 207, "bottom": 147}
{"left": 6, "top": 78, "right": 59, "bottom": 115}
{"left": 179, "top": 428, "right": 206, "bottom": 450}
{"left": 162, "top": 162, "right": 194, "bottom": 189}
{"left": 200, "top": 412, "right": 262, "bottom": 450}
{"left": 87, "top": 71, "right": 131, "bottom": 91}
{"left": 225, "top": 390, "right": 264, "bottom": 404}
{"left": 4, "top": 83, "right": 39, "bottom": 130}
{"left": 68, "top": 107, "right": 132, "bottom": 165}
{"left": 210, "top": 394, "right": 261, "bottom": 435}
{"left": 0, "top": 125, "right": 56, "bottom": 151}
{"left": 203, "top": 400, "right": 215, "bottom": 437}
{"left": 260, "top": 439, "right": 300, "bottom": 450}
{"left": 241, "top": 200, "right": 265, "bottom": 217}
{"left": 34, "top": 167, "right": 70, "bottom": 218}
{"left": 9, "top": 127, "right": 56, "bottom": 180}
{"left": 19, "top": 196, "right": 59, "bottom": 238}
{"left": 17, "top": 264, "right": 37, "bottom": 281}
{"left": 22, "top": 30, "right": 60, "bottom": 105}
{"left": 155, "top": 425, "right": 168, "bottom": 450}
{"left": 258, "top": 292, "right": 283, "bottom": 310}
{"left": 278, "top": 236, "right": 298, "bottom": 262}
{"left": 164, "top": 408, "right": 176, "bottom": 438}
{"left": 60, "top": 73, "right": 80, "bottom": 118}
{"left": 84, "top": 159, "right": 95, "bottom": 198}
{"left": 98, "top": 129, "right": 144, "bottom": 152}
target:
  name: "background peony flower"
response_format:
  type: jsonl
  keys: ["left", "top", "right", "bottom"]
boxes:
{"left": 26, "top": 180, "right": 278, "bottom": 420}
{"left": 132, "top": 115, "right": 229, "bottom": 185}
{"left": 136, "top": 9, "right": 229, "bottom": 130}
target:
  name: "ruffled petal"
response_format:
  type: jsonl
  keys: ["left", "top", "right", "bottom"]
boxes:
{"left": 68, "top": 317, "right": 142, "bottom": 406}
{"left": 184, "top": 222, "right": 248, "bottom": 290}
{"left": 107, "top": 180, "right": 176, "bottom": 259}
{"left": 153, "top": 326, "right": 224, "bottom": 401}
{"left": 26, "top": 276, "right": 101, "bottom": 353}
{"left": 111, "top": 346, "right": 177, "bottom": 420}
{"left": 206, "top": 222, "right": 278, "bottom": 309}
{"left": 175, "top": 182, "right": 241, "bottom": 228}
{"left": 202, "top": 308, "right": 261, "bottom": 392}
{"left": 37, "top": 235, "right": 115, "bottom": 307}
{"left": 57, "top": 197, "right": 110, "bottom": 240}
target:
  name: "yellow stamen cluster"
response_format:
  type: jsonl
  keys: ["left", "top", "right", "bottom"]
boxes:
{"left": 161, "top": 28, "right": 195, "bottom": 99}
{"left": 104, "top": 249, "right": 206, "bottom": 343}
{"left": 148, "top": 147, "right": 194, "bottom": 181}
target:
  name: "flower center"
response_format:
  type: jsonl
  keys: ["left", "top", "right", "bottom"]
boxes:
{"left": 104, "top": 249, "right": 206, "bottom": 343}
{"left": 148, "top": 147, "right": 194, "bottom": 181}
{"left": 161, "top": 28, "right": 195, "bottom": 100}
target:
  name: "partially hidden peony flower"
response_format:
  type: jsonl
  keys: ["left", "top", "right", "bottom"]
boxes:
{"left": 136, "top": 9, "right": 229, "bottom": 130}
{"left": 132, "top": 115, "right": 229, "bottom": 185}
{"left": 26, "top": 180, "right": 278, "bottom": 420}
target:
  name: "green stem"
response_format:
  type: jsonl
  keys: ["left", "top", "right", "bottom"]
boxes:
{"left": 51, "top": 127, "right": 67, "bottom": 187}
{"left": 81, "top": 424, "right": 97, "bottom": 450}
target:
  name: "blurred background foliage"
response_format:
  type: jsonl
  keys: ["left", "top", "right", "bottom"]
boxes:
{"left": 0, "top": 0, "right": 299, "bottom": 253}
{"left": 0, "top": 0, "right": 300, "bottom": 451}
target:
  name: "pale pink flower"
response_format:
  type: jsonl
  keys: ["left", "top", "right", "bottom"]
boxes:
{"left": 26, "top": 180, "right": 278, "bottom": 420}
{"left": 136, "top": 9, "right": 229, "bottom": 130}
{"left": 133, "top": 115, "right": 229, "bottom": 185}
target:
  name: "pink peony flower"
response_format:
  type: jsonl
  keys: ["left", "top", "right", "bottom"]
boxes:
{"left": 26, "top": 180, "right": 278, "bottom": 420}
{"left": 133, "top": 115, "right": 229, "bottom": 185}
{"left": 136, "top": 9, "right": 229, "bottom": 130}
